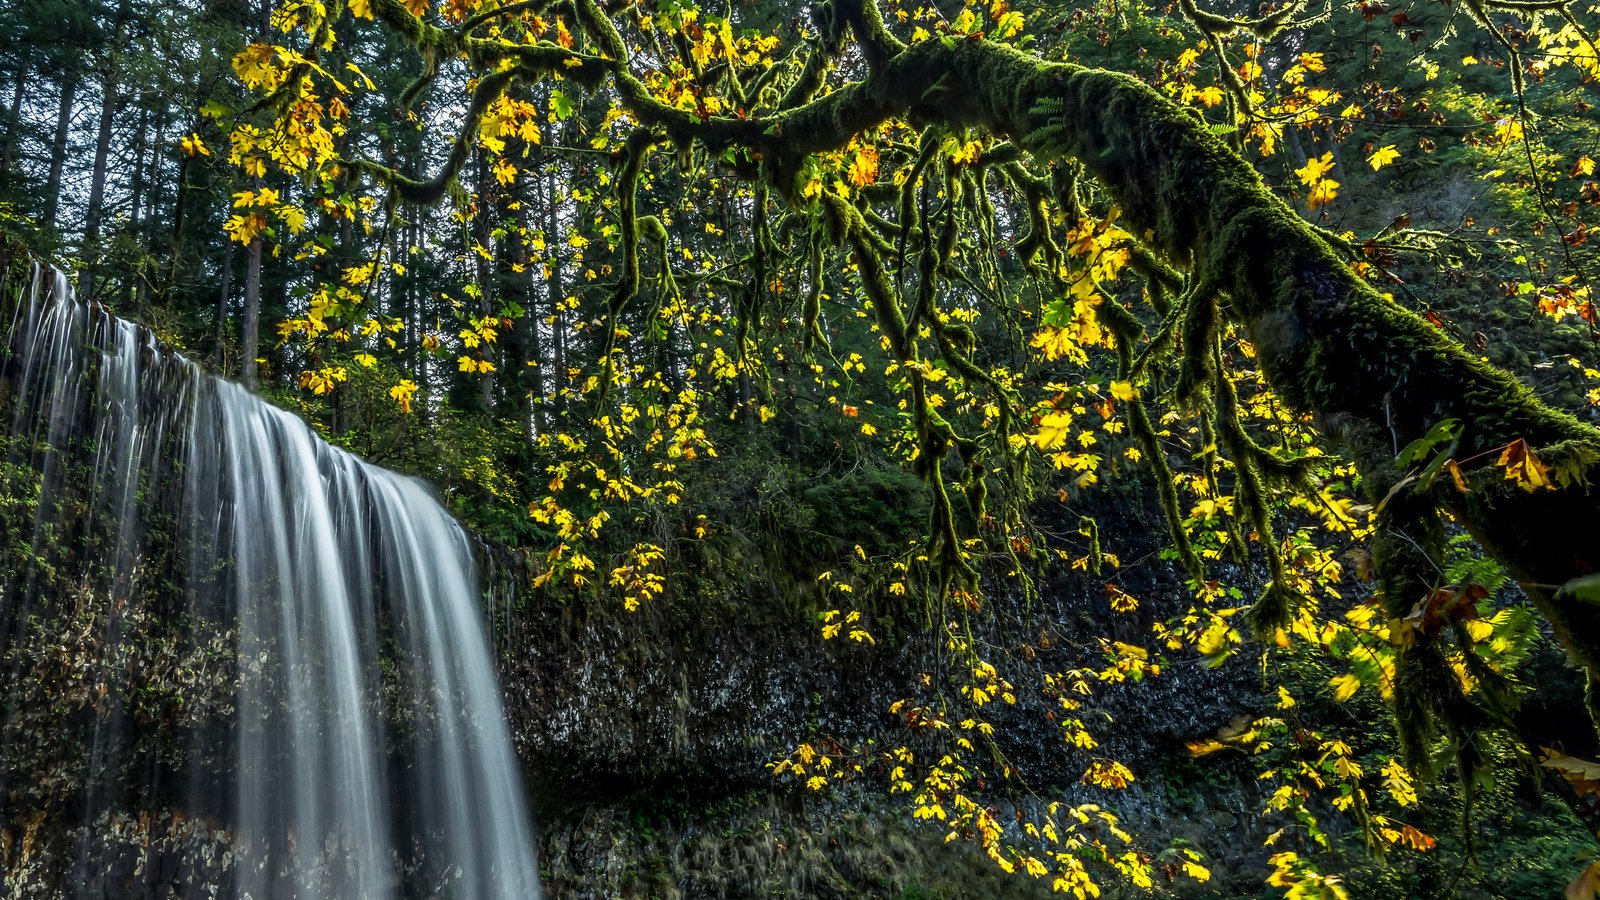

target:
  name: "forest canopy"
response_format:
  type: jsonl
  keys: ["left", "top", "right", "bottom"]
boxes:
{"left": 7, "top": 0, "right": 1600, "bottom": 893}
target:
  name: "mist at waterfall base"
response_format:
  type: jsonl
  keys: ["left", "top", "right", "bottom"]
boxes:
{"left": 0, "top": 264, "right": 541, "bottom": 899}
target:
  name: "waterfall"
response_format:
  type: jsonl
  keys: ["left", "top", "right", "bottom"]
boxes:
{"left": 0, "top": 262, "right": 541, "bottom": 899}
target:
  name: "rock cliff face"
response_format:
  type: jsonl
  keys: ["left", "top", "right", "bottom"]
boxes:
{"left": 499, "top": 524, "right": 1258, "bottom": 801}
{"left": 488, "top": 503, "right": 1277, "bottom": 897}
{"left": 490, "top": 483, "right": 1597, "bottom": 899}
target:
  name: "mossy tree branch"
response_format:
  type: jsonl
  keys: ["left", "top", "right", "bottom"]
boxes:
{"left": 351, "top": 0, "right": 1600, "bottom": 679}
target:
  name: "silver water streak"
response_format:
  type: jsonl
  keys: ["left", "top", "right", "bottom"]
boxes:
{"left": 1, "top": 264, "right": 540, "bottom": 899}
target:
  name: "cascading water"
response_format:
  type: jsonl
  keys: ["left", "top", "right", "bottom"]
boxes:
{"left": 0, "top": 261, "right": 541, "bottom": 899}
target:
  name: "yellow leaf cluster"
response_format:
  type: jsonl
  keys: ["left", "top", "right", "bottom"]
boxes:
{"left": 847, "top": 143, "right": 880, "bottom": 188}
{"left": 388, "top": 379, "right": 418, "bottom": 413}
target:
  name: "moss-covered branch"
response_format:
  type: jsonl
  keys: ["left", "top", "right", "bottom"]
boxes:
{"left": 350, "top": 0, "right": 1600, "bottom": 678}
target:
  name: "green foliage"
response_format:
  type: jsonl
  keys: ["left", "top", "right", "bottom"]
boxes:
{"left": 803, "top": 465, "right": 931, "bottom": 558}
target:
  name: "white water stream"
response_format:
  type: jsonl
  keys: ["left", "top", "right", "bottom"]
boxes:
{"left": 1, "top": 264, "right": 540, "bottom": 898}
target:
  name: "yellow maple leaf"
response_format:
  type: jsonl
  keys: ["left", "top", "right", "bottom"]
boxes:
{"left": 1493, "top": 117, "right": 1525, "bottom": 147}
{"left": 1497, "top": 438, "right": 1554, "bottom": 492}
{"left": 1331, "top": 673, "right": 1360, "bottom": 701}
{"left": 277, "top": 204, "right": 306, "bottom": 234}
{"left": 1574, "top": 155, "right": 1597, "bottom": 177}
{"left": 1367, "top": 144, "right": 1400, "bottom": 170}
{"left": 994, "top": 9, "right": 1025, "bottom": 39}
{"left": 1081, "top": 760, "right": 1134, "bottom": 789}
{"left": 1030, "top": 412, "right": 1073, "bottom": 451}
{"left": 1381, "top": 759, "right": 1418, "bottom": 806}
{"left": 180, "top": 133, "right": 210, "bottom": 157}
{"left": 1308, "top": 178, "right": 1339, "bottom": 210}
{"left": 232, "top": 43, "right": 282, "bottom": 91}
{"left": 350, "top": 0, "right": 373, "bottom": 18}
{"left": 949, "top": 139, "right": 983, "bottom": 165}
{"left": 1030, "top": 325, "right": 1085, "bottom": 364}
{"left": 1295, "top": 151, "right": 1335, "bottom": 186}
{"left": 223, "top": 212, "right": 266, "bottom": 245}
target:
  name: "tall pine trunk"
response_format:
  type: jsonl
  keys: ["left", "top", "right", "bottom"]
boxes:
{"left": 136, "top": 108, "right": 168, "bottom": 314}
{"left": 0, "top": 44, "right": 30, "bottom": 182}
{"left": 43, "top": 74, "right": 78, "bottom": 231}
{"left": 236, "top": 0, "right": 273, "bottom": 390}
{"left": 83, "top": 0, "right": 133, "bottom": 274}
{"left": 500, "top": 188, "right": 535, "bottom": 438}
{"left": 121, "top": 100, "right": 150, "bottom": 308}
{"left": 241, "top": 234, "right": 262, "bottom": 390}
{"left": 81, "top": 82, "right": 120, "bottom": 298}
{"left": 214, "top": 238, "right": 234, "bottom": 361}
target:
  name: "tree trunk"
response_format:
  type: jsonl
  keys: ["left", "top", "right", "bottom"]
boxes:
{"left": 144, "top": 108, "right": 168, "bottom": 249}
{"left": 214, "top": 238, "right": 234, "bottom": 360}
{"left": 404, "top": 123, "right": 427, "bottom": 396}
{"left": 155, "top": 144, "right": 190, "bottom": 315}
{"left": 524, "top": 228, "right": 545, "bottom": 436}
{"left": 474, "top": 148, "right": 495, "bottom": 411}
{"left": 128, "top": 101, "right": 149, "bottom": 228}
{"left": 1027, "top": 68, "right": 1596, "bottom": 606}
{"left": 133, "top": 109, "right": 167, "bottom": 314}
{"left": 83, "top": 0, "right": 133, "bottom": 269}
{"left": 498, "top": 178, "right": 536, "bottom": 438}
{"left": 546, "top": 168, "right": 565, "bottom": 420}
{"left": 241, "top": 236, "right": 262, "bottom": 390}
{"left": 43, "top": 75, "right": 78, "bottom": 231}
{"left": 234, "top": 0, "right": 273, "bottom": 386}
{"left": 122, "top": 100, "right": 150, "bottom": 308}
{"left": 407, "top": 215, "right": 425, "bottom": 392}
{"left": 81, "top": 81, "right": 120, "bottom": 290}
{"left": 0, "top": 44, "right": 30, "bottom": 181}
